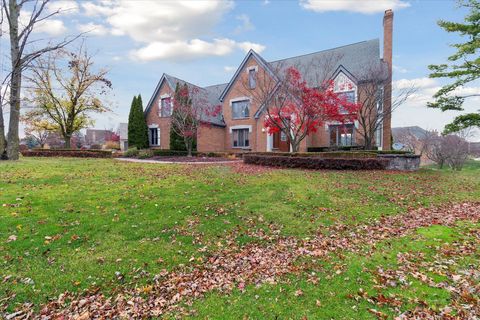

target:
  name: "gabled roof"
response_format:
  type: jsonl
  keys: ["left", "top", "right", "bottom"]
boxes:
{"left": 145, "top": 73, "right": 226, "bottom": 126}
{"left": 145, "top": 74, "right": 173, "bottom": 114}
{"left": 392, "top": 126, "right": 429, "bottom": 140}
{"left": 268, "top": 39, "right": 386, "bottom": 86}
{"left": 219, "top": 39, "right": 386, "bottom": 105}
{"left": 218, "top": 49, "right": 277, "bottom": 102}
{"left": 145, "top": 39, "right": 388, "bottom": 125}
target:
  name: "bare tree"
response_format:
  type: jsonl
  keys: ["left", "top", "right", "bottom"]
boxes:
{"left": 1, "top": 0, "right": 79, "bottom": 159}
{"left": 170, "top": 82, "right": 221, "bottom": 156}
{"left": 25, "top": 44, "right": 111, "bottom": 148}
{"left": 425, "top": 133, "right": 469, "bottom": 170}
{"left": 356, "top": 63, "right": 416, "bottom": 150}
{"left": 395, "top": 128, "right": 436, "bottom": 156}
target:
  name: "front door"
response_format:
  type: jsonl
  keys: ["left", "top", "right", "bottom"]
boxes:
{"left": 273, "top": 131, "right": 290, "bottom": 152}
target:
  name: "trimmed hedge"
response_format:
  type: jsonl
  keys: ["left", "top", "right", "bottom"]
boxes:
{"left": 31, "top": 148, "right": 110, "bottom": 153}
{"left": 244, "top": 151, "right": 378, "bottom": 158}
{"left": 307, "top": 145, "right": 366, "bottom": 152}
{"left": 370, "top": 150, "right": 412, "bottom": 155}
{"left": 22, "top": 149, "right": 112, "bottom": 158}
{"left": 244, "top": 154, "right": 389, "bottom": 170}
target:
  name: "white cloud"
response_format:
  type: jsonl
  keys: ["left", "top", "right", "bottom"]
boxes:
{"left": 77, "top": 0, "right": 265, "bottom": 61}
{"left": 236, "top": 41, "right": 266, "bottom": 53}
{"left": 47, "top": 0, "right": 79, "bottom": 15}
{"left": 34, "top": 19, "right": 67, "bottom": 35}
{"left": 224, "top": 66, "right": 236, "bottom": 72}
{"left": 131, "top": 38, "right": 265, "bottom": 62}
{"left": 393, "top": 77, "right": 437, "bottom": 90}
{"left": 81, "top": 1, "right": 114, "bottom": 17}
{"left": 393, "top": 65, "right": 408, "bottom": 74}
{"left": 16, "top": 10, "right": 67, "bottom": 36}
{"left": 78, "top": 22, "right": 109, "bottom": 36}
{"left": 234, "top": 14, "right": 255, "bottom": 34}
{"left": 392, "top": 77, "right": 480, "bottom": 139}
{"left": 300, "top": 0, "right": 410, "bottom": 14}
{"left": 86, "top": 0, "right": 234, "bottom": 43}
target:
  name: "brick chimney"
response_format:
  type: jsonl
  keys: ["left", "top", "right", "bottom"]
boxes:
{"left": 383, "top": 9, "right": 393, "bottom": 73}
{"left": 382, "top": 9, "right": 393, "bottom": 150}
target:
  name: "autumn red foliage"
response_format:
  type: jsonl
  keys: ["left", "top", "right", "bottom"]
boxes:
{"left": 263, "top": 67, "right": 360, "bottom": 151}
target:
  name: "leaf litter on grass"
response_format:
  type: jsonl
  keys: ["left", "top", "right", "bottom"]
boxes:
{"left": 3, "top": 202, "right": 480, "bottom": 319}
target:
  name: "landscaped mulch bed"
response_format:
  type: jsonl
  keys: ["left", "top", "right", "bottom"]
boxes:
{"left": 12, "top": 202, "right": 480, "bottom": 319}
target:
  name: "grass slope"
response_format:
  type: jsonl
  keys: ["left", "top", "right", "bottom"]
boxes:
{"left": 0, "top": 158, "right": 479, "bottom": 318}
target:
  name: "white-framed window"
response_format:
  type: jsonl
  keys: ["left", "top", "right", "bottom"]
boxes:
{"left": 149, "top": 127, "right": 160, "bottom": 146}
{"left": 231, "top": 99, "right": 250, "bottom": 119}
{"left": 280, "top": 131, "right": 287, "bottom": 141}
{"left": 248, "top": 68, "right": 256, "bottom": 89}
{"left": 160, "top": 97, "right": 172, "bottom": 117}
{"left": 232, "top": 128, "right": 249, "bottom": 148}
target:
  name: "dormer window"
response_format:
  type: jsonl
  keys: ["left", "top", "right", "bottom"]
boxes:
{"left": 248, "top": 68, "right": 256, "bottom": 89}
{"left": 160, "top": 97, "right": 172, "bottom": 117}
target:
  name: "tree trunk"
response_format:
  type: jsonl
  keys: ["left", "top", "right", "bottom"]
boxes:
{"left": 291, "top": 140, "right": 299, "bottom": 153}
{"left": 6, "top": 70, "right": 21, "bottom": 160}
{"left": 6, "top": 0, "right": 21, "bottom": 160}
{"left": 185, "top": 137, "right": 193, "bottom": 157}
{"left": 0, "top": 107, "right": 6, "bottom": 159}
{"left": 64, "top": 135, "right": 71, "bottom": 148}
{"left": 364, "top": 135, "right": 374, "bottom": 150}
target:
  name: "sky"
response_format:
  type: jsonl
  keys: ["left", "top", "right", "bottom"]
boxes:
{"left": 1, "top": 0, "right": 479, "bottom": 140}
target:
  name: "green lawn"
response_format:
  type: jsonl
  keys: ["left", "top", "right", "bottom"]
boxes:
{"left": 0, "top": 158, "right": 479, "bottom": 318}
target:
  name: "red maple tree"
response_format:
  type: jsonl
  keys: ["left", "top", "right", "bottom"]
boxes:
{"left": 170, "top": 83, "right": 222, "bottom": 156}
{"left": 263, "top": 67, "right": 360, "bottom": 152}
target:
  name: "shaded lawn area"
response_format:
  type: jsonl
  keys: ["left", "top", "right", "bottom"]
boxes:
{"left": 0, "top": 158, "right": 479, "bottom": 318}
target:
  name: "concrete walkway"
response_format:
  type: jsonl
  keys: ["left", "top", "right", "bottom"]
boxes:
{"left": 115, "top": 158, "right": 243, "bottom": 165}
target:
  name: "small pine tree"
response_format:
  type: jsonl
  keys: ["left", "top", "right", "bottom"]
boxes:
{"left": 127, "top": 95, "right": 149, "bottom": 149}
{"left": 127, "top": 95, "right": 137, "bottom": 148}
{"left": 136, "top": 95, "right": 149, "bottom": 149}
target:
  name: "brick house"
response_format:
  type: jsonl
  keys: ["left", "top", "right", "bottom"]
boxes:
{"left": 144, "top": 10, "right": 394, "bottom": 153}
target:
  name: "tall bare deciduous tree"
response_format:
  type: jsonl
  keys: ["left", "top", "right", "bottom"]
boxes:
{"left": 355, "top": 63, "right": 416, "bottom": 150}
{"left": 25, "top": 45, "right": 111, "bottom": 148}
{"left": 1, "top": 0, "right": 78, "bottom": 159}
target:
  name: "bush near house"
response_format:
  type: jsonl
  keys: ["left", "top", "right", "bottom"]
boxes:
{"left": 21, "top": 149, "right": 112, "bottom": 158}
{"left": 243, "top": 154, "right": 389, "bottom": 170}
{"left": 124, "top": 147, "right": 139, "bottom": 157}
{"left": 104, "top": 141, "right": 120, "bottom": 150}
{"left": 245, "top": 151, "right": 378, "bottom": 158}
{"left": 307, "top": 146, "right": 366, "bottom": 152}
